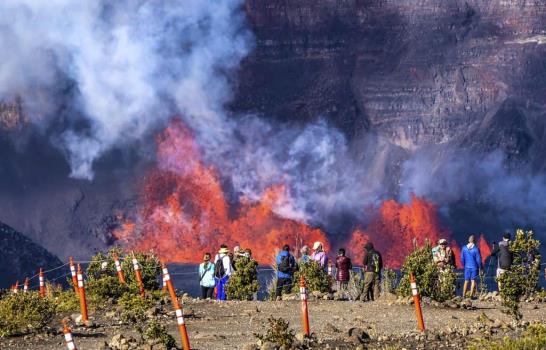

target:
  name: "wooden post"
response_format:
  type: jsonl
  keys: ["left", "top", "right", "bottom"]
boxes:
{"left": 410, "top": 273, "right": 425, "bottom": 332}
{"left": 76, "top": 264, "right": 88, "bottom": 324}
{"left": 162, "top": 262, "right": 191, "bottom": 350}
{"left": 300, "top": 276, "right": 310, "bottom": 336}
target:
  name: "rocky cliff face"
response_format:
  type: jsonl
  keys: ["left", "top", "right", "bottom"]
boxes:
{"left": 236, "top": 0, "right": 546, "bottom": 160}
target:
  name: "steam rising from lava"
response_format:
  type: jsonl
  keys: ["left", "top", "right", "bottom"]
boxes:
{"left": 0, "top": 0, "right": 251, "bottom": 179}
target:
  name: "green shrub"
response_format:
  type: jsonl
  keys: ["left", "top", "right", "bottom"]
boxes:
{"left": 292, "top": 260, "right": 332, "bottom": 293}
{"left": 0, "top": 292, "right": 56, "bottom": 337}
{"left": 86, "top": 275, "right": 129, "bottom": 301}
{"left": 255, "top": 317, "right": 295, "bottom": 349}
{"left": 397, "top": 243, "right": 456, "bottom": 302}
{"left": 226, "top": 256, "right": 260, "bottom": 300}
{"left": 347, "top": 270, "right": 365, "bottom": 300}
{"left": 86, "top": 248, "right": 161, "bottom": 297}
{"left": 142, "top": 320, "right": 176, "bottom": 349}
{"left": 118, "top": 293, "right": 154, "bottom": 323}
{"left": 498, "top": 229, "right": 542, "bottom": 320}
{"left": 380, "top": 268, "right": 399, "bottom": 294}
{"left": 54, "top": 290, "right": 80, "bottom": 313}
{"left": 468, "top": 322, "right": 546, "bottom": 350}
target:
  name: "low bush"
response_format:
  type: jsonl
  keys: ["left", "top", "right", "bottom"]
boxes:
{"left": 255, "top": 317, "right": 295, "bottom": 349}
{"left": 142, "top": 320, "right": 176, "bottom": 349}
{"left": 397, "top": 243, "right": 456, "bottom": 302}
{"left": 468, "top": 323, "right": 546, "bottom": 350}
{"left": 226, "top": 256, "right": 260, "bottom": 300}
{"left": 0, "top": 292, "right": 56, "bottom": 337}
{"left": 54, "top": 290, "right": 80, "bottom": 313}
{"left": 380, "top": 268, "right": 399, "bottom": 294}
{"left": 292, "top": 260, "right": 331, "bottom": 293}
{"left": 118, "top": 293, "right": 154, "bottom": 323}
{"left": 86, "top": 275, "right": 129, "bottom": 301}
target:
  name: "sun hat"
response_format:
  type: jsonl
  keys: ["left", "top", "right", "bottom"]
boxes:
{"left": 438, "top": 239, "right": 448, "bottom": 245}
{"left": 219, "top": 247, "right": 229, "bottom": 254}
{"left": 312, "top": 241, "right": 322, "bottom": 250}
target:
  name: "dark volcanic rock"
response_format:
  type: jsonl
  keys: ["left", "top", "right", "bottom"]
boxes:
{"left": 0, "top": 221, "right": 63, "bottom": 288}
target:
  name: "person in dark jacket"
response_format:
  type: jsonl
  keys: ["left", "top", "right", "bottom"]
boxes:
{"left": 362, "top": 242, "right": 383, "bottom": 301}
{"left": 275, "top": 244, "right": 296, "bottom": 300}
{"left": 490, "top": 233, "right": 513, "bottom": 292}
{"left": 461, "top": 235, "right": 482, "bottom": 298}
{"left": 335, "top": 248, "right": 352, "bottom": 291}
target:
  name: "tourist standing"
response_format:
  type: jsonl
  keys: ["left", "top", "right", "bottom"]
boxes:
{"left": 461, "top": 235, "right": 482, "bottom": 298}
{"left": 199, "top": 253, "right": 215, "bottom": 299}
{"left": 311, "top": 241, "right": 328, "bottom": 270}
{"left": 214, "top": 244, "right": 233, "bottom": 300}
{"left": 335, "top": 248, "right": 352, "bottom": 291}
{"left": 362, "top": 242, "right": 382, "bottom": 301}
{"left": 275, "top": 245, "right": 296, "bottom": 300}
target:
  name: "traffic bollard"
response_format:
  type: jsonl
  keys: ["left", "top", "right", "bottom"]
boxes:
{"left": 300, "top": 276, "right": 310, "bottom": 336}
{"left": 69, "top": 257, "right": 79, "bottom": 294}
{"left": 62, "top": 319, "right": 78, "bottom": 350}
{"left": 39, "top": 268, "right": 45, "bottom": 297}
{"left": 76, "top": 264, "right": 88, "bottom": 324}
{"left": 162, "top": 262, "right": 191, "bottom": 350}
{"left": 131, "top": 253, "right": 145, "bottom": 298}
{"left": 410, "top": 273, "right": 425, "bottom": 332}
{"left": 113, "top": 253, "right": 126, "bottom": 285}
{"left": 13, "top": 281, "right": 19, "bottom": 294}
{"left": 24, "top": 277, "right": 29, "bottom": 293}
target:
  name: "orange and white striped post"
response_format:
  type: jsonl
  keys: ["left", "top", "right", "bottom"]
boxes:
{"left": 131, "top": 253, "right": 145, "bottom": 298}
{"left": 162, "top": 262, "right": 191, "bottom": 350}
{"left": 409, "top": 273, "right": 425, "bottom": 332}
{"left": 113, "top": 253, "right": 126, "bottom": 285}
{"left": 13, "top": 281, "right": 19, "bottom": 294}
{"left": 69, "top": 257, "right": 79, "bottom": 294}
{"left": 76, "top": 264, "right": 88, "bottom": 324}
{"left": 300, "top": 276, "right": 310, "bottom": 336}
{"left": 23, "top": 277, "right": 29, "bottom": 293}
{"left": 62, "top": 319, "right": 78, "bottom": 350}
{"left": 39, "top": 268, "right": 46, "bottom": 297}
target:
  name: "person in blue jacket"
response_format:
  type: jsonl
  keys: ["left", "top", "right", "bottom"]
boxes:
{"left": 275, "top": 244, "right": 296, "bottom": 300}
{"left": 461, "top": 235, "right": 482, "bottom": 298}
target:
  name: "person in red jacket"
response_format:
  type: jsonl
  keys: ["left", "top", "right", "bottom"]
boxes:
{"left": 335, "top": 248, "right": 352, "bottom": 292}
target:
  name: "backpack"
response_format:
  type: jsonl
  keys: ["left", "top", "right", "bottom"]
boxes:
{"left": 214, "top": 256, "right": 226, "bottom": 278}
{"left": 370, "top": 252, "right": 380, "bottom": 273}
{"left": 278, "top": 255, "right": 293, "bottom": 273}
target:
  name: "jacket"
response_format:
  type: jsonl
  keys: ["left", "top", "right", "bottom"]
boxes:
{"left": 461, "top": 243, "right": 482, "bottom": 270}
{"left": 312, "top": 251, "right": 328, "bottom": 270}
{"left": 362, "top": 248, "right": 383, "bottom": 273}
{"left": 276, "top": 251, "right": 296, "bottom": 279}
{"left": 335, "top": 255, "right": 352, "bottom": 281}
{"left": 199, "top": 262, "right": 215, "bottom": 287}
{"left": 491, "top": 240, "right": 512, "bottom": 269}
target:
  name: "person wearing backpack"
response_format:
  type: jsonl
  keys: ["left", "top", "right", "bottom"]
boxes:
{"left": 275, "top": 244, "right": 296, "bottom": 300}
{"left": 362, "top": 242, "right": 382, "bottom": 301}
{"left": 214, "top": 245, "right": 233, "bottom": 300}
{"left": 199, "top": 253, "right": 215, "bottom": 299}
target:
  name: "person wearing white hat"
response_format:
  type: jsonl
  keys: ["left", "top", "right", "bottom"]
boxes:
{"left": 311, "top": 241, "right": 328, "bottom": 270}
{"left": 432, "top": 239, "right": 455, "bottom": 270}
{"left": 214, "top": 244, "right": 233, "bottom": 300}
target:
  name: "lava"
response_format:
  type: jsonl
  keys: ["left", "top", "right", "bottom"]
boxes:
{"left": 347, "top": 195, "right": 452, "bottom": 268}
{"left": 115, "top": 120, "right": 487, "bottom": 267}
{"left": 114, "top": 120, "right": 329, "bottom": 264}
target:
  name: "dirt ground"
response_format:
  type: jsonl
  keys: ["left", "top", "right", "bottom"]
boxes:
{"left": 2, "top": 297, "right": 546, "bottom": 350}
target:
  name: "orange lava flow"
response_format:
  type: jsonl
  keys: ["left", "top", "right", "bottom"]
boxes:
{"left": 114, "top": 120, "right": 490, "bottom": 267}
{"left": 347, "top": 195, "right": 453, "bottom": 268}
{"left": 114, "top": 120, "right": 329, "bottom": 264}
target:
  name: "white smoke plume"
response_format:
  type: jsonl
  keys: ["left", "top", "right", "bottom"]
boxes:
{"left": 0, "top": 0, "right": 251, "bottom": 179}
